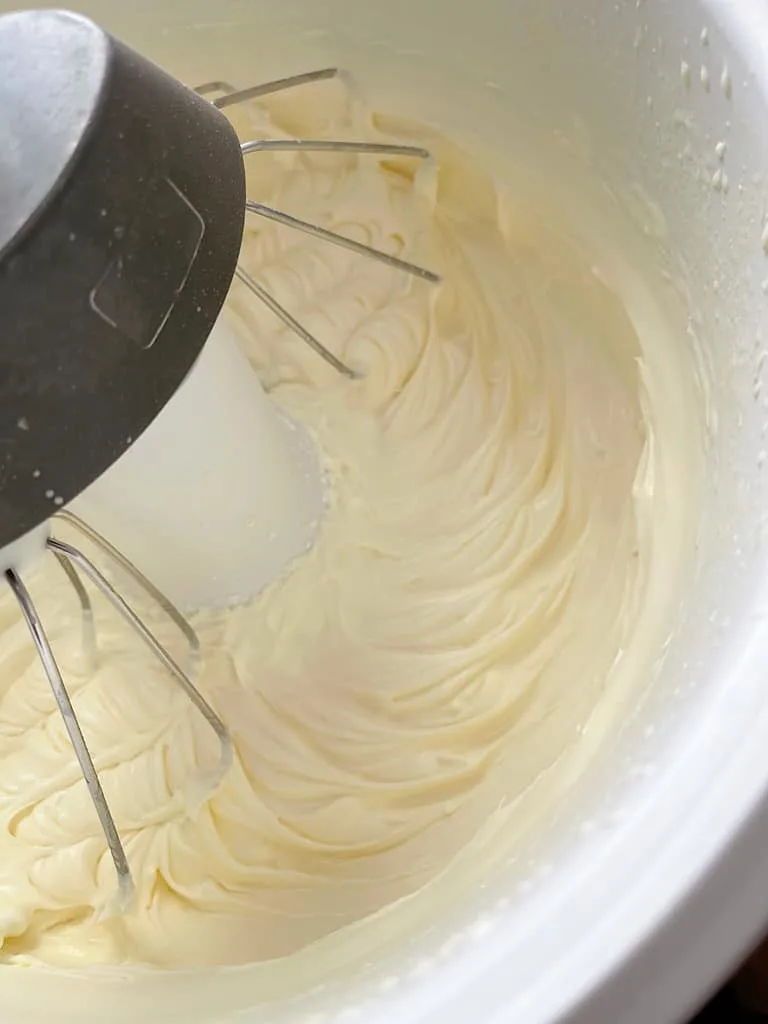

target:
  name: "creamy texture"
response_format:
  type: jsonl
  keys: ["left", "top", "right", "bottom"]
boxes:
{"left": 0, "top": 78, "right": 698, "bottom": 976}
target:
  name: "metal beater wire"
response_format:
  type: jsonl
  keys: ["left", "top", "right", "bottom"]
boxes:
{"left": 47, "top": 537, "right": 232, "bottom": 783}
{"left": 241, "top": 140, "right": 438, "bottom": 282}
{"left": 196, "top": 68, "right": 440, "bottom": 375}
{"left": 52, "top": 550, "right": 97, "bottom": 673}
{"left": 198, "top": 67, "right": 339, "bottom": 107}
{"left": 234, "top": 265, "right": 357, "bottom": 379}
{"left": 245, "top": 198, "right": 440, "bottom": 282}
{"left": 55, "top": 509, "right": 200, "bottom": 677}
{"left": 5, "top": 518, "right": 234, "bottom": 906}
{"left": 240, "top": 139, "right": 431, "bottom": 159}
{"left": 5, "top": 566, "right": 134, "bottom": 908}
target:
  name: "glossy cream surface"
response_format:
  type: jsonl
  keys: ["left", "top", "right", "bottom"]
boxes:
{"left": 0, "top": 77, "right": 700, "bottom": 982}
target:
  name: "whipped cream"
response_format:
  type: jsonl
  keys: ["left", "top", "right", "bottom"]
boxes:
{"left": 0, "top": 75, "right": 700, "bottom": 1004}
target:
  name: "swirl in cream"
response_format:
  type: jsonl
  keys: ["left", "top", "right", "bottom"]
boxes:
{"left": 0, "top": 77, "right": 698, "bottom": 972}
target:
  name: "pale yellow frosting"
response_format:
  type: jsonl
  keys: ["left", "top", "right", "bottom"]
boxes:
{"left": 0, "top": 77, "right": 699, "bottom": 975}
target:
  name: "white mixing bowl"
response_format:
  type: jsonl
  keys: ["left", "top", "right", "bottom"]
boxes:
{"left": 9, "top": 1, "right": 768, "bottom": 1023}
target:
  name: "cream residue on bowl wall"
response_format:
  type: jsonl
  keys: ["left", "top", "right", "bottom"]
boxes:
{"left": 0, "top": 72, "right": 701, "bottom": 1007}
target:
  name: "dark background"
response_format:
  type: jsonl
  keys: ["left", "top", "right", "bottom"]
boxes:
{"left": 691, "top": 946, "right": 767, "bottom": 1022}
{"left": 693, "top": 988, "right": 756, "bottom": 1021}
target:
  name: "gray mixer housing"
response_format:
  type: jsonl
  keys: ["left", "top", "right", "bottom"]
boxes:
{"left": 0, "top": 8, "right": 246, "bottom": 548}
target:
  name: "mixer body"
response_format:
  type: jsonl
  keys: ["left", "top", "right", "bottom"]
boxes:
{"left": 0, "top": 9, "right": 245, "bottom": 545}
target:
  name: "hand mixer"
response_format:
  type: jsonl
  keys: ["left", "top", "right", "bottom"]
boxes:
{"left": 0, "top": 7, "right": 438, "bottom": 913}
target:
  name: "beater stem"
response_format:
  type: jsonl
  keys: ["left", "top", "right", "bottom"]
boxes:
{"left": 194, "top": 79, "right": 236, "bottom": 97}
{"left": 52, "top": 550, "right": 97, "bottom": 673}
{"left": 197, "top": 67, "right": 441, "bottom": 375}
{"left": 240, "top": 139, "right": 431, "bottom": 160}
{"left": 55, "top": 509, "right": 200, "bottom": 678}
{"left": 246, "top": 199, "right": 440, "bottom": 282}
{"left": 205, "top": 67, "right": 339, "bottom": 108}
{"left": 234, "top": 265, "right": 358, "bottom": 378}
{"left": 47, "top": 538, "right": 233, "bottom": 786}
{"left": 4, "top": 567, "right": 134, "bottom": 907}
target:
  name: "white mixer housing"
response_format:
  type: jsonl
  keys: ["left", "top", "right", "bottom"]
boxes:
{"left": 71, "top": 316, "right": 325, "bottom": 611}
